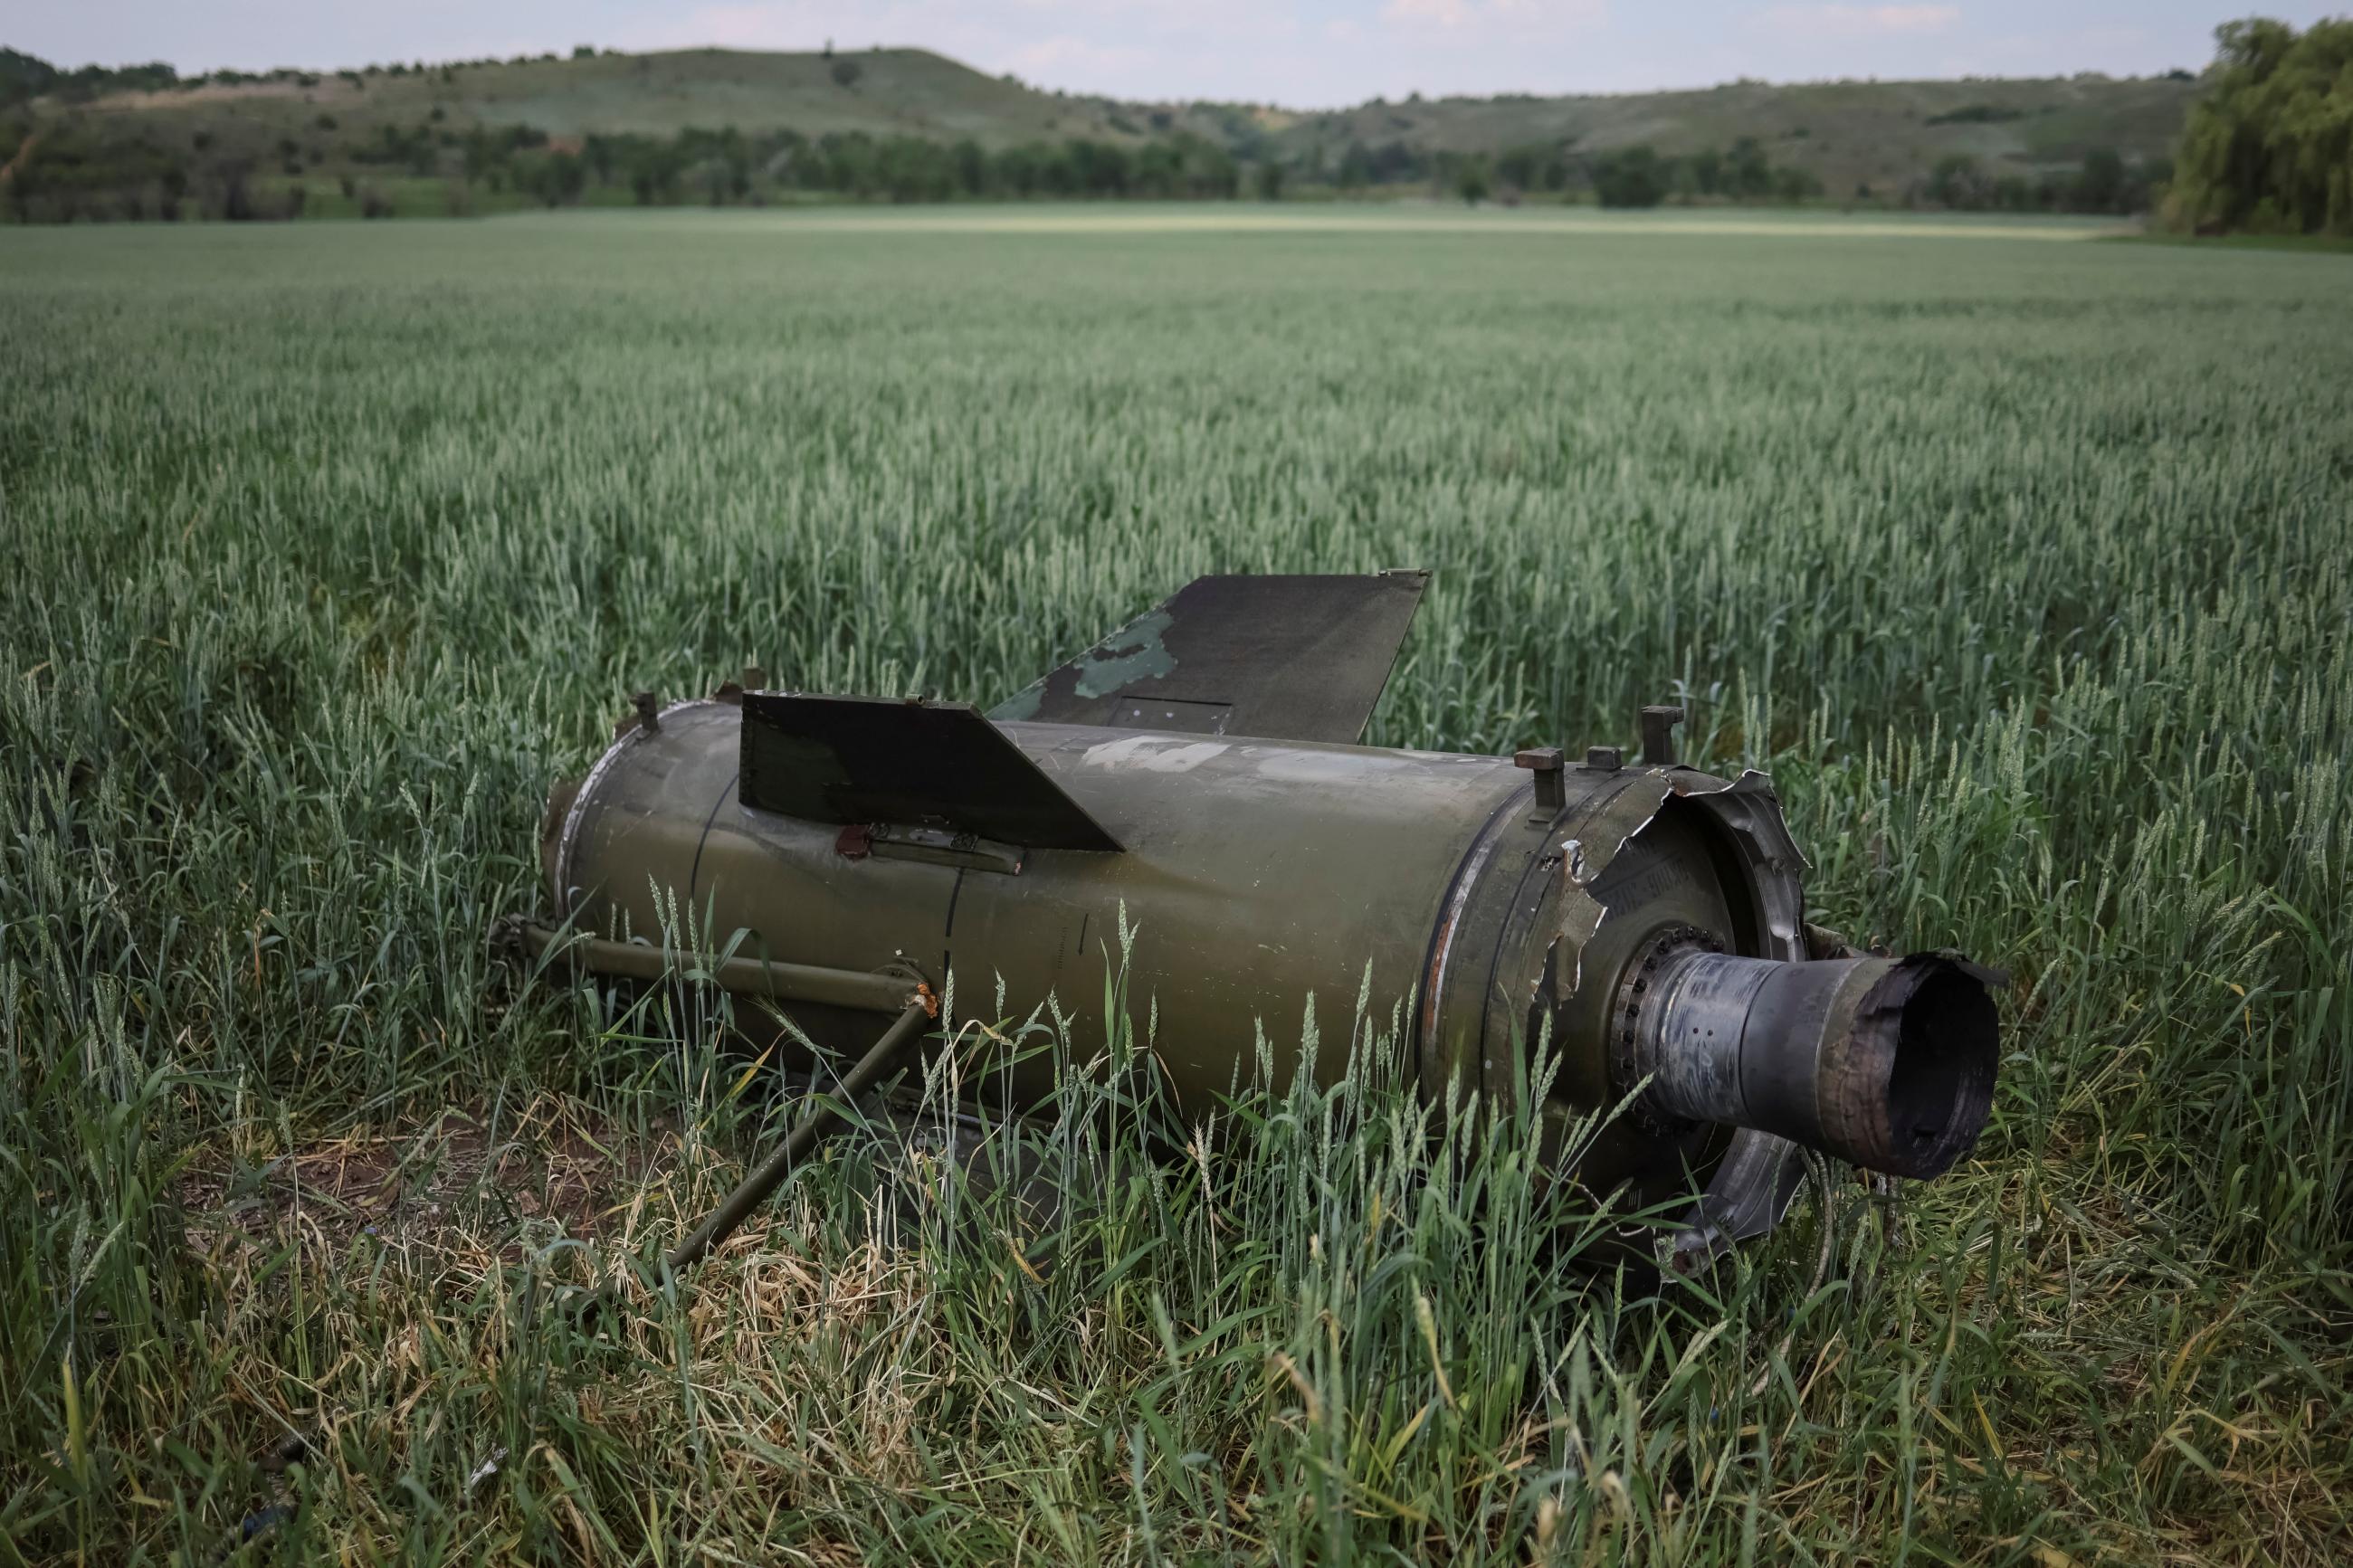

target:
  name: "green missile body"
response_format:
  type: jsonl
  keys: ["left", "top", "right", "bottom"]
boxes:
{"left": 525, "top": 573, "right": 1998, "bottom": 1257}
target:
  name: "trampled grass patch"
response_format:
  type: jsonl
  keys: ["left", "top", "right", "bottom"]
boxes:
{"left": 1, "top": 209, "right": 2348, "bottom": 1564}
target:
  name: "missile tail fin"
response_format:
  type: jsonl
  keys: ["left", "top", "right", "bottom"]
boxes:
{"left": 989, "top": 570, "right": 1429, "bottom": 745}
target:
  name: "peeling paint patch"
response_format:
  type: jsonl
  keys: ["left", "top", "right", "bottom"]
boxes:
{"left": 1556, "top": 895, "right": 1608, "bottom": 998}
{"left": 1255, "top": 749, "right": 1411, "bottom": 785}
{"left": 1081, "top": 736, "right": 1230, "bottom": 773}
{"left": 1072, "top": 609, "right": 1177, "bottom": 699}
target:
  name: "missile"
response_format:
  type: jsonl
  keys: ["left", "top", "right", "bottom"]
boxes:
{"left": 516, "top": 572, "right": 1999, "bottom": 1259}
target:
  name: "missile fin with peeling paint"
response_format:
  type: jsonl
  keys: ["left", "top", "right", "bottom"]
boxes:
{"left": 989, "top": 571, "right": 1428, "bottom": 745}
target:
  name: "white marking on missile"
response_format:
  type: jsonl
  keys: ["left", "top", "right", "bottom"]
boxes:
{"left": 1081, "top": 736, "right": 1229, "bottom": 773}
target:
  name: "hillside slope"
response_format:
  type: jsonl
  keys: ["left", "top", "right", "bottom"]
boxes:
{"left": 4, "top": 43, "right": 2196, "bottom": 209}
{"left": 43, "top": 48, "right": 1140, "bottom": 156}
{"left": 1230, "top": 73, "right": 2196, "bottom": 198}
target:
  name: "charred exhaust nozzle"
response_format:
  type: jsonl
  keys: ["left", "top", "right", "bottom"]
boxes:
{"left": 1616, "top": 933, "right": 1999, "bottom": 1179}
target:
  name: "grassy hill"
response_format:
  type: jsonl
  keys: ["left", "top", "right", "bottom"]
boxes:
{"left": 2, "top": 43, "right": 2199, "bottom": 216}
{"left": 1231, "top": 73, "right": 2198, "bottom": 200}
{"left": 68, "top": 47, "right": 1139, "bottom": 150}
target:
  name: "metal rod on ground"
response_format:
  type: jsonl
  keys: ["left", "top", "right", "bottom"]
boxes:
{"left": 662, "top": 997, "right": 934, "bottom": 1278}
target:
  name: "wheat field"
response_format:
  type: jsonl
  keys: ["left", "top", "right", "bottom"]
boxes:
{"left": 2, "top": 208, "right": 2348, "bottom": 1564}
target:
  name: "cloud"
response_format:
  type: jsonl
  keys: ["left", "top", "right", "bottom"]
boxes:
{"left": 1762, "top": 4, "right": 1959, "bottom": 34}
{"left": 615, "top": 3, "right": 865, "bottom": 52}
{"left": 1005, "top": 33, "right": 1148, "bottom": 74}
{"left": 667, "top": 5, "right": 813, "bottom": 47}
{"left": 1382, "top": 0, "right": 1606, "bottom": 29}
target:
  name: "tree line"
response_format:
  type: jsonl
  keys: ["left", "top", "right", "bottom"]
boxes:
{"left": 0, "top": 44, "right": 614, "bottom": 109}
{"left": 1914, "top": 147, "right": 2168, "bottom": 214}
{"left": 0, "top": 119, "right": 1851, "bottom": 221}
{"left": 0, "top": 47, "right": 177, "bottom": 107}
{"left": 1579, "top": 138, "right": 1826, "bottom": 208}
{"left": 566, "top": 127, "right": 1250, "bottom": 204}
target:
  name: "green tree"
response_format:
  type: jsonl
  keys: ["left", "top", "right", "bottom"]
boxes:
{"left": 2078, "top": 147, "right": 2128, "bottom": 213}
{"left": 879, "top": 138, "right": 953, "bottom": 202}
{"left": 2170, "top": 18, "right": 2353, "bottom": 233}
{"left": 524, "top": 150, "right": 586, "bottom": 207}
{"left": 1492, "top": 141, "right": 1567, "bottom": 195}
{"left": 1926, "top": 154, "right": 1989, "bottom": 209}
{"left": 628, "top": 144, "right": 681, "bottom": 204}
{"left": 0, "top": 46, "right": 60, "bottom": 107}
{"left": 1134, "top": 140, "right": 1180, "bottom": 197}
{"left": 1185, "top": 137, "right": 1240, "bottom": 199}
{"left": 1593, "top": 147, "right": 1666, "bottom": 208}
{"left": 1070, "top": 140, "right": 1133, "bottom": 196}
{"left": 950, "top": 138, "right": 986, "bottom": 196}
{"left": 1688, "top": 147, "right": 1723, "bottom": 196}
{"left": 1725, "top": 136, "right": 1770, "bottom": 200}
{"left": 1337, "top": 140, "right": 1373, "bottom": 190}
{"left": 1453, "top": 155, "right": 1491, "bottom": 205}
{"left": 994, "top": 142, "right": 1044, "bottom": 197}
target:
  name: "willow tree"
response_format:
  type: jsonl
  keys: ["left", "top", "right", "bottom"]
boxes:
{"left": 2170, "top": 18, "right": 2353, "bottom": 235}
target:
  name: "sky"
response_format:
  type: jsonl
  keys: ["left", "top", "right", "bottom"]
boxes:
{"left": 6, "top": 3, "right": 2344, "bottom": 108}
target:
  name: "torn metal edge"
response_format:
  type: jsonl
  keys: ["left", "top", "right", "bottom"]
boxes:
{"left": 1535, "top": 766, "right": 1815, "bottom": 1261}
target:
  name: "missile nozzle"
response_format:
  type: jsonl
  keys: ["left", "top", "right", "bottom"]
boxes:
{"left": 1618, "top": 940, "right": 1999, "bottom": 1179}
